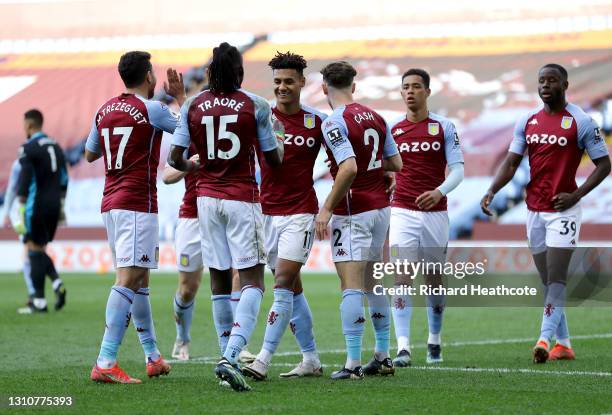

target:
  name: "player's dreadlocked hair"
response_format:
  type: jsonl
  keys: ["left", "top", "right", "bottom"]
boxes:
{"left": 541, "top": 63, "right": 568, "bottom": 80}
{"left": 268, "top": 51, "right": 308, "bottom": 75}
{"left": 320, "top": 61, "right": 357, "bottom": 89}
{"left": 208, "top": 42, "right": 244, "bottom": 94}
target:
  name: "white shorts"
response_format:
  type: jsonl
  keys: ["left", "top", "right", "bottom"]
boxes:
{"left": 197, "top": 196, "right": 266, "bottom": 270}
{"left": 265, "top": 213, "right": 316, "bottom": 270}
{"left": 102, "top": 209, "right": 159, "bottom": 269}
{"left": 175, "top": 217, "right": 203, "bottom": 272}
{"left": 331, "top": 207, "right": 390, "bottom": 263}
{"left": 389, "top": 207, "right": 448, "bottom": 262}
{"left": 527, "top": 204, "right": 582, "bottom": 254}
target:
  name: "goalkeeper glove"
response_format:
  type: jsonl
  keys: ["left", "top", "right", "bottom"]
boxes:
{"left": 13, "top": 204, "right": 26, "bottom": 235}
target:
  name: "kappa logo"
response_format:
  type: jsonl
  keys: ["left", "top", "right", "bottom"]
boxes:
{"left": 570, "top": 239, "right": 576, "bottom": 245}
{"left": 140, "top": 254, "right": 150, "bottom": 263}
{"left": 336, "top": 248, "right": 348, "bottom": 257}
{"left": 289, "top": 322, "right": 296, "bottom": 335}
{"left": 232, "top": 322, "right": 241, "bottom": 328}
{"left": 544, "top": 303, "right": 555, "bottom": 317}
{"left": 268, "top": 311, "right": 279, "bottom": 325}
{"left": 371, "top": 312, "right": 385, "bottom": 319}
{"left": 394, "top": 297, "right": 406, "bottom": 310}
{"left": 221, "top": 330, "right": 231, "bottom": 338}
{"left": 561, "top": 116, "right": 573, "bottom": 130}
{"left": 136, "top": 327, "right": 145, "bottom": 333}
{"left": 354, "top": 316, "right": 366, "bottom": 324}
{"left": 125, "top": 312, "right": 132, "bottom": 328}
{"left": 393, "top": 128, "right": 405, "bottom": 136}
{"left": 529, "top": 119, "right": 538, "bottom": 125}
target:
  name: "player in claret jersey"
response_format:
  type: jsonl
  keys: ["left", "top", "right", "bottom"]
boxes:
{"left": 481, "top": 64, "right": 610, "bottom": 363}
{"left": 85, "top": 51, "right": 186, "bottom": 383}
{"left": 389, "top": 69, "right": 464, "bottom": 366}
{"left": 316, "top": 61, "right": 402, "bottom": 380}
{"left": 162, "top": 145, "right": 201, "bottom": 361}
{"left": 168, "top": 42, "right": 283, "bottom": 392}
{"left": 242, "top": 52, "right": 324, "bottom": 381}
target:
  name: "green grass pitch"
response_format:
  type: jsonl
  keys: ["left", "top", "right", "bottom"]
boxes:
{"left": 1, "top": 272, "right": 611, "bottom": 414}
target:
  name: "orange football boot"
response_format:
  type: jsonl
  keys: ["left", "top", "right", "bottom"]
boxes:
{"left": 146, "top": 356, "right": 171, "bottom": 378}
{"left": 532, "top": 340, "right": 549, "bottom": 364}
{"left": 549, "top": 344, "right": 575, "bottom": 361}
{"left": 91, "top": 363, "right": 142, "bottom": 384}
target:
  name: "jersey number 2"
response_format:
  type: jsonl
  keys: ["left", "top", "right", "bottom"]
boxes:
{"left": 364, "top": 128, "right": 382, "bottom": 171}
{"left": 101, "top": 127, "right": 133, "bottom": 170}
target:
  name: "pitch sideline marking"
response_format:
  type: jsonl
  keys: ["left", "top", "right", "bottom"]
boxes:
{"left": 169, "top": 332, "right": 612, "bottom": 365}
{"left": 169, "top": 360, "right": 612, "bottom": 377}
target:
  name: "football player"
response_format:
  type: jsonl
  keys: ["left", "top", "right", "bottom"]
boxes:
{"left": 481, "top": 63, "right": 610, "bottom": 363}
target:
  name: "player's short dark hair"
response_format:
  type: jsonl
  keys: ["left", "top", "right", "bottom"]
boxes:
{"left": 540, "top": 63, "right": 568, "bottom": 80}
{"left": 320, "top": 61, "right": 357, "bottom": 89}
{"left": 268, "top": 51, "right": 307, "bottom": 75}
{"left": 118, "top": 51, "right": 152, "bottom": 88}
{"left": 24, "top": 109, "right": 43, "bottom": 128}
{"left": 208, "top": 42, "right": 243, "bottom": 94}
{"left": 402, "top": 68, "right": 430, "bottom": 88}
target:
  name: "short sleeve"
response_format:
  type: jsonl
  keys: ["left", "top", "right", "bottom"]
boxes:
{"left": 171, "top": 99, "right": 193, "bottom": 148}
{"left": 253, "top": 96, "right": 277, "bottom": 152}
{"left": 382, "top": 122, "right": 399, "bottom": 158}
{"left": 322, "top": 114, "right": 355, "bottom": 164}
{"left": 146, "top": 100, "right": 180, "bottom": 134}
{"left": 442, "top": 121, "right": 464, "bottom": 165}
{"left": 508, "top": 115, "right": 528, "bottom": 155}
{"left": 85, "top": 116, "right": 100, "bottom": 154}
{"left": 578, "top": 116, "right": 609, "bottom": 160}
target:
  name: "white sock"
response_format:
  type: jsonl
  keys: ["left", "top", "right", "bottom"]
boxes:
{"left": 303, "top": 351, "right": 320, "bottom": 366}
{"left": 256, "top": 349, "right": 273, "bottom": 365}
{"left": 428, "top": 333, "right": 441, "bottom": 345}
{"left": 397, "top": 336, "right": 410, "bottom": 353}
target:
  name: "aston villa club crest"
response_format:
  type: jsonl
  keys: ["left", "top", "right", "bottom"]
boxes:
{"left": 304, "top": 114, "right": 315, "bottom": 129}
{"left": 561, "top": 116, "right": 573, "bottom": 130}
{"left": 428, "top": 122, "right": 440, "bottom": 135}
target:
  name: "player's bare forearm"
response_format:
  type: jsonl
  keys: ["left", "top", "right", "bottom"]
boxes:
{"left": 488, "top": 152, "right": 523, "bottom": 194}
{"left": 383, "top": 154, "right": 403, "bottom": 172}
{"left": 481, "top": 152, "right": 522, "bottom": 216}
{"left": 85, "top": 150, "right": 102, "bottom": 163}
{"left": 573, "top": 156, "right": 611, "bottom": 200}
{"left": 263, "top": 140, "right": 284, "bottom": 167}
{"left": 162, "top": 166, "right": 188, "bottom": 184}
{"left": 168, "top": 145, "right": 199, "bottom": 173}
{"left": 323, "top": 157, "right": 357, "bottom": 212}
